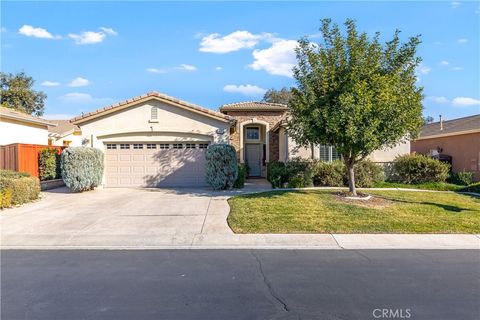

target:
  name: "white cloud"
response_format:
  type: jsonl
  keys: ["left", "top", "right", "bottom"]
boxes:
{"left": 146, "top": 67, "right": 166, "bottom": 74}
{"left": 18, "top": 25, "right": 59, "bottom": 39}
{"left": 440, "top": 60, "right": 449, "bottom": 66}
{"left": 41, "top": 81, "right": 60, "bottom": 87}
{"left": 417, "top": 63, "right": 431, "bottom": 75}
{"left": 68, "top": 77, "right": 90, "bottom": 87}
{"left": 451, "top": 1, "right": 461, "bottom": 8}
{"left": 59, "top": 92, "right": 113, "bottom": 105}
{"left": 451, "top": 66, "right": 463, "bottom": 71}
{"left": 426, "top": 96, "right": 450, "bottom": 104}
{"left": 175, "top": 64, "right": 197, "bottom": 71}
{"left": 249, "top": 39, "right": 298, "bottom": 77}
{"left": 215, "top": 66, "right": 223, "bottom": 71}
{"left": 452, "top": 97, "right": 480, "bottom": 106}
{"left": 199, "top": 31, "right": 271, "bottom": 53}
{"left": 457, "top": 38, "right": 468, "bottom": 44}
{"left": 99, "top": 27, "right": 118, "bottom": 36}
{"left": 1, "top": 27, "right": 6, "bottom": 33}
{"left": 69, "top": 31, "right": 105, "bottom": 45}
{"left": 68, "top": 27, "right": 117, "bottom": 45}
{"left": 223, "top": 84, "right": 267, "bottom": 96}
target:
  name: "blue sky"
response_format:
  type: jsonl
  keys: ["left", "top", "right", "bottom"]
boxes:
{"left": 1, "top": 1, "right": 479, "bottom": 121}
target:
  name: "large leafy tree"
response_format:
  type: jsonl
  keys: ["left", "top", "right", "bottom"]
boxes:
{"left": 288, "top": 19, "right": 423, "bottom": 196}
{"left": 263, "top": 87, "right": 293, "bottom": 105}
{"left": 1, "top": 72, "right": 47, "bottom": 116}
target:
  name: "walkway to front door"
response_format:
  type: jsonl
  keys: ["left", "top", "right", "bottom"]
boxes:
{"left": 245, "top": 144, "right": 261, "bottom": 176}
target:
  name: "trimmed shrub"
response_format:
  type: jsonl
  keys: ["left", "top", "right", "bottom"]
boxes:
{"left": 312, "top": 160, "right": 346, "bottom": 187}
{"left": 393, "top": 154, "right": 450, "bottom": 184}
{"left": 354, "top": 160, "right": 385, "bottom": 187}
{"left": 39, "top": 148, "right": 58, "bottom": 181}
{"left": 267, "top": 161, "right": 287, "bottom": 188}
{"left": 288, "top": 174, "right": 306, "bottom": 188}
{"left": 0, "top": 170, "right": 30, "bottom": 179}
{"left": 205, "top": 144, "right": 238, "bottom": 190}
{"left": 234, "top": 164, "right": 247, "bottom": 189}
{"left": 448, "top": 171, "right": 474, "bottom": 186}
{"left": 0, "top": 170, "right": 40, "bottom": 206}
{"left": 285, "top": 158, "right": 314, "bottom": 187}
{"left": 0, "top": 188, "right": 13, "bottom": 209}
{"left": 61, "top": 147, "right": 104, "bottom": 192}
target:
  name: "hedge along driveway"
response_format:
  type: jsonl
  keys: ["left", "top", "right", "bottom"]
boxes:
{"left": 227, "top": 190, "right": 480, "bottom": 234}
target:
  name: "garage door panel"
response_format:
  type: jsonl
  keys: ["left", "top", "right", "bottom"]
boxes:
{"left": 105, "top": 143, "right": 208, "bottom": 187}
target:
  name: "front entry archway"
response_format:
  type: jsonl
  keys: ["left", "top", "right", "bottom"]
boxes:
{"left": 239, "top": 119, "right": 269, "bottom": 177}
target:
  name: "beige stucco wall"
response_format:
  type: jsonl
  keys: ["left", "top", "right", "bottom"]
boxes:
{"left": 368, "top": 140, "right": 410, "bottom": 163}
{"left": 77, "top": 99, "right": 230, "bottom": 151}
{"left": 278, "top": 127, "right": 409, "bottom": 163}
{"left": 0, "top": 118, "right": 49, "bottom": 145}
{"left": 278, "top": 127, "right": 316, "bottom": 161}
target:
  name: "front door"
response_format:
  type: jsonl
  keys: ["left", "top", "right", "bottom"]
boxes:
{"left": 245, "top": 144, "right": 261, "bottom": 176}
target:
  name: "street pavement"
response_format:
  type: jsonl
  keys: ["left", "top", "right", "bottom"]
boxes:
{"left": 1, "top": 249, "right": 479, "bottom": 320}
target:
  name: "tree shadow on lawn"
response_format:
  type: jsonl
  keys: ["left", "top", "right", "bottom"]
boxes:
{"left": 238, "top": 190, "right": 478, "bottom": 213}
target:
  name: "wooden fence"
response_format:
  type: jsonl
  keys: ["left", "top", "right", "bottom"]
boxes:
{"left": 0, "top": 143, "right": 64, "bottom": 177}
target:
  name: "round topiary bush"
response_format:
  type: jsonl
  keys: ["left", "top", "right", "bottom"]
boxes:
{"left": 61, "top": 147, "right": 104, "bottom": 192}
{"left": 205, "top": 144, "right": 238, "bottom": 190}
{"left": 393, "top": 154, "right": 450, "bottom": 184}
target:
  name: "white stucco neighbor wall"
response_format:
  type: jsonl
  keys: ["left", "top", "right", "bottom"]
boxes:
{"left": 0, "top": 119, "right": 49, "bottom": 145}
{"left": 52, "top": 133, "right": 83, "bottom": 147}
{"left": 368, "top": 140, "right": 410, "bottom": 162}
{"left": 77, "top": 99, "right": 230, "bottom": 152}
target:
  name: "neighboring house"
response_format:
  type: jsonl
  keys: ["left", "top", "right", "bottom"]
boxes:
{"left": 48, "top": 120, "right": 82, "bottom": 147}
{"left": 71, "top": 92, "right": 411, "bottom": 188}
{"left": 411, "top": 114, "right": 480, "bottom": 181}
{"left": 0, "top": 106, "right": 55, "bottom": 145}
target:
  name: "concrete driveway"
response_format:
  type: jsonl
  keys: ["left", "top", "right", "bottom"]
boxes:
{"left": 1, "top": 187, "right": 234, "bottom": 248}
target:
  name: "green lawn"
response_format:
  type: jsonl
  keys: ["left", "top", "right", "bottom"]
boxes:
{"left": 227, "top": 190, "right": 480, "bottom": 234}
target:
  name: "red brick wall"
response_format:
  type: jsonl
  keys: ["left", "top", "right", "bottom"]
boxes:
{"left": 411, "top": 132, "right": 480, "bottom": 181}
{"left": 222, "top": 110, "right": 286, "bottom": 162}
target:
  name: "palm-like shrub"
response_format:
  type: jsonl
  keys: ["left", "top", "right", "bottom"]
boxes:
{"left": 205, "top": 144, "right": 238, "bottom": 190}
{"left": 61, "top": 147, "right": 104, "bottom": 192}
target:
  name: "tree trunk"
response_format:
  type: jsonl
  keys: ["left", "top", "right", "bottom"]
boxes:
{"left": 347, "top": 162, "right": 357, "bottom": 196}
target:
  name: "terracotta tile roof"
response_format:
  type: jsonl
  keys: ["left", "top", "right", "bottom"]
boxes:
{"left": 48, "top": 120, "right": 81, "bottom": 136}
{"left": 0, "top": 106, "right": 56, "bottom": 127}
{"left": 419, "top": 114, "right": 480, "bottom": 139}
{"left": 71, "top": 91, "right": 233, "bottom": 124}
{"left": 219, "top": 101, "right": 288, "bottom": 112}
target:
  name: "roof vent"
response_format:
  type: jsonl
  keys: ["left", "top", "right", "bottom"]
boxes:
{"left": 439, "top": 115, "right": 443, "bottom": 130}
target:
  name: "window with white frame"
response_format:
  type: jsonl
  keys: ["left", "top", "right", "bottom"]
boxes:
{"left": 159, "top": 144, "right": 170, "bottom": 149}
{"left": 246, "top": 127, "right": 260, "bottom": 141}
{"left": 133, "top": 144, "right": 143, "bottom": 149}
{"left": 173, "top": 143, "right": 183, "bottom": 149}
{"left": 198, "top": 143, "right": 209, "bottom": 149}
{"left": 151, "top": 107, "right": 158, "bottom": 121}
{"left": 146, "top": 144, "right": 156, "bottom": 149}
{"left": 319, "top": 145, "right": 342, "bottom": 162}
{"left": 185, "top": 143, "right": 195, "bottom": 149}
{"left": 120, "top": 144, "right": 130, "bottom": 149}
{"left": 106, "top": 144, "right": 117, "bottom": 149}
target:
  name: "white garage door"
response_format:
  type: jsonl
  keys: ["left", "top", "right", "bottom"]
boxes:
{"left": 105, "top": 142, "right": 209, "bottom": 187}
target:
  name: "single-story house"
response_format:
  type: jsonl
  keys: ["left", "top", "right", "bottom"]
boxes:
{"left": 71, "top": 91, "right": 410, "bottom": 188}
{"left": 0, "top": 106, "right": 56, "bottom": 145}
{"left": 411, "top": 114, "right": 480, "bottom": 181}
{"left": 48, "top": 120, "right": 82, "bottom": 147}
